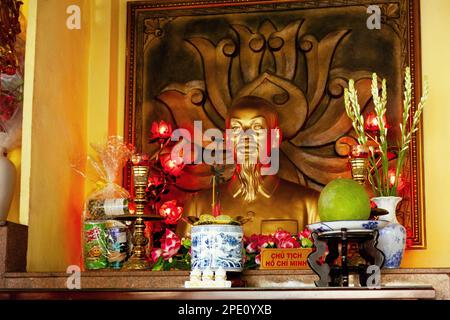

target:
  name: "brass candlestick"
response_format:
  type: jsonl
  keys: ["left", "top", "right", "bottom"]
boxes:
{"left": 349, "top": 145, "right": 369, "bottom": 185}
{"left": 349, "top": 158, "right": 369, "bottom": 185}
{"left": 119, "top": 154, "right": 163, "bottom": 270}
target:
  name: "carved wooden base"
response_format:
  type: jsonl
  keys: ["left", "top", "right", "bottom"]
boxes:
{"left": 308, "top": 229, "right": 384, "bottom": 287}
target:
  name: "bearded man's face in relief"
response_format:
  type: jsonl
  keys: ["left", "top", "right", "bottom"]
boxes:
{"left": 227, "top": 96, "right": 279, "bottom": 202}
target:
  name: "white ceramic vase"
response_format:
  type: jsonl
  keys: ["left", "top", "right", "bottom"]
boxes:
{"left": 372, "top": 196, "right": 406, "bottom": 268}
{"left": 0, "top": 147, "right": 16, "bottom": 226}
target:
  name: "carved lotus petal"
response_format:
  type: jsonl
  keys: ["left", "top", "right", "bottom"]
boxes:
{"left": 235, "top": 72, "right": 307, "bottom": 139}
{"left": 292, "top": 73, "right": 373, "bottom": 147}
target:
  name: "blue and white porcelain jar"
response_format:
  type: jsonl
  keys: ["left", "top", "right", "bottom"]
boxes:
{"left": 372, "top": 196, "right": 406, "bottom": 269}
{"left": 191, "top": 224, "right": 244, "bottom": 272}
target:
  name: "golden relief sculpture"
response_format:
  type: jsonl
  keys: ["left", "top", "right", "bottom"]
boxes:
{"left": 177, "top": 96, "right": 320, "bottom": 235}
{"left": 149, "top": 18, "right": 375, "bottom": 235}
{"left": 126, "top": 0, "right": 425, "bottom": 246}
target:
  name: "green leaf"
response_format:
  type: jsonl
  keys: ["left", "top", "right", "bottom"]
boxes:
{"left": 301, "top": 238, "right": 313, "bottom": 248}
{"left": 151, "top": 256, "right": 164, "bottom": 271}
{"left": 182, "top": 238, "right": 191, "bottom": 248}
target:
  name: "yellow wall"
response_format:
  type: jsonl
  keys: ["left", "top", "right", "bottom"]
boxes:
{"left": 401, "top": 0, "right": 450, "bottom": 267}
{"left": 23, "top": 0, "right": 90, "bottom": 271}
{"left": 22, "top": 0, "right": 450, "bottom": 271}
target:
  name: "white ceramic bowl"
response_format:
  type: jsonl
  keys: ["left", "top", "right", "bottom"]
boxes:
{"left": 306, "top": 220, "right": 389, "bottom": 232}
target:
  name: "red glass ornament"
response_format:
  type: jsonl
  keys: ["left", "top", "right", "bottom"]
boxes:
{"left": 159, "top": 200, "right": 184, "bottom": 225}
{"left": 151, "top": 120, "right": 173, "bottom": 140}
{"left": 160, "top": 152, "right": 184, "bottom": 176}
{"left": 364, "top": 112, "right": 387, "bottom": 135}
{"left": 388, "top": 168, "right": 406, "bottom": 192}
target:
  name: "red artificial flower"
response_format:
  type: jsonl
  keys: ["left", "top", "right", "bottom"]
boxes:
{"left": 151, "top": 248, "right": 163, "bottom": 262}
{"left": 248, "top": 234, "right": 260, "bottom": 243}
{"left": 159, "top": 200, "right": 184, "bottom": 225}
{"left": 298, "top": 228, "right": 312, "bottom": 240}
{"left": 278, "top": 237, "right": 301, "bottom": 249}
{"left": 273, "top": 229, "right": 292, "bottom": 243}
{"left": 160, "top": 152, "right": 184, "bottom": 176}
{"left": 257, "top": 235, "right": 276, "bottom": 248}
{"left": 246, "top": 242, "right": 258, "bottom": 254}
{"left": 160, "top": 229, "right": 181, "bottom": 260}
{"left": 151, "top": 120, "right": 173, "bottom": 140}
{"left": 255, "top": 254, "right": 261, "bottom": 265}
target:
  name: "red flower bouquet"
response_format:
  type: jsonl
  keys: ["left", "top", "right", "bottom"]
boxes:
{"left": 150, "top": 229, "right": 191, "bottom": 271}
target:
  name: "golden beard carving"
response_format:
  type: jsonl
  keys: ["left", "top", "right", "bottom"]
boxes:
{"left": 228, "top": 96, "right": 278, "bottom": 203}
{"left": 233, "top": 161, "right": 270, "bottom": 203}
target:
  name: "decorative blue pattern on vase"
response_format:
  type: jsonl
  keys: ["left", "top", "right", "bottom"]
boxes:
{"left": 191, "top": 225, "right": 244, "bottom": 271}
{"left": 362, "top": 221, "right": 378, "bottom": 230}
{"left": 376, "top": 222, "right": 406, "bottom": 269}
{"left": 384, "top": 250, "right": 404, "bottom": 268}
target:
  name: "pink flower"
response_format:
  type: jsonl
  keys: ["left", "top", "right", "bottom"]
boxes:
{"left": 274, "top": 229, "right": 292, "bottom": 244}
{"left": 160, "top": 229, "right": 181, "bottom": 260}
{"left": 151, "top": 248, "right": 163, "bottom": 262}
{"left": 257, "top": 235, "right": 276, "bottom": 248}
{"left": 274, "top": 229, "right": 291, "bottom": 241}
{"left": 255, "top": 254, "right": 261, "bottom": 265}
{"left": 159, "top": 200, "right": 184, "bottom": 225}
{"left": 298, "top": 228, "right": 312, "bottom": 240}
{"left": 278, "top": 237, "right": 300, "bottom": 249}
{"left": 246, "top": 242, "right": 258, "bottom": 254}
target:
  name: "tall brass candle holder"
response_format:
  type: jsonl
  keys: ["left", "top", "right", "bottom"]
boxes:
{"left": 349, "top": 145, "right": 369, "bottom": 185}
{"left": 115, "top": 153, "right": 163, "bottom": 270}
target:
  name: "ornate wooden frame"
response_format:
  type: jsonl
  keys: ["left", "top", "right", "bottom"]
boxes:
{"left": 125, "top": 0, "right": 425, "bottom": 248}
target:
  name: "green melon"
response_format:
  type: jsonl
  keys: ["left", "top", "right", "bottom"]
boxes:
{"left": 318, "top": 178, "right": 371, "bottom": 221}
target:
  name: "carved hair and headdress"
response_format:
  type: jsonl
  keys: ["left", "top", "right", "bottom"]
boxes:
{"left": 225, "top": 95, "right": 281, "bottom": 202}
